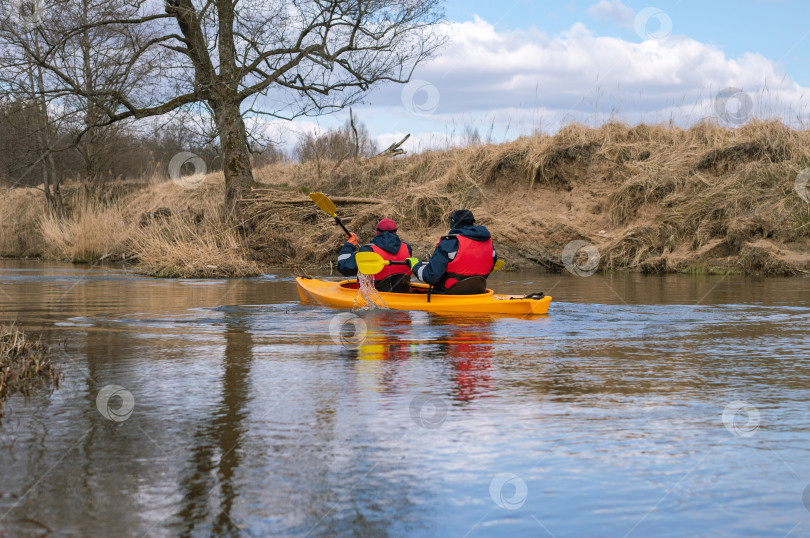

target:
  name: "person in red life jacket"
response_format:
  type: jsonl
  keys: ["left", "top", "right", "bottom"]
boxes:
{"left": 337, "top": 218, "right": 415, "bottom": 293}
{"left": 408, "top": 209, "right": 497, "bottom": 294}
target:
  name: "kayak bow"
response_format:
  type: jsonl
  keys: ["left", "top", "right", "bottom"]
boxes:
{"left": 296, "top": 277, "right": 551, "bottom": 315}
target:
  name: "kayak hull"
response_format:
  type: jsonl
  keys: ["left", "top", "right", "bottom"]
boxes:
{"left": 296, "top": 277, "right": 551, "bottom": 315}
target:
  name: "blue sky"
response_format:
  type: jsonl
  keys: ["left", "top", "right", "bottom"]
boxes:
{"left": 273, "top": 0, "right": 810, "bottom": 153}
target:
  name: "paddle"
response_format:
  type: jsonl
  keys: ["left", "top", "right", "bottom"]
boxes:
{"left": 309, "top": 192, "right": 351, "bottom": 236}
{"left": 357, "top": 253, "right": 505, "bottom": 276}
{"left": 355, "top": 252, "right": 409, "bottom": 275}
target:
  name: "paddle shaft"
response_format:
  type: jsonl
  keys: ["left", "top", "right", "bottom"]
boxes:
{"left": 334, "top": 216, "right": 351, "bottom": 236}
{"left": 376, "top": 259, "right": 410, "bottom": 268}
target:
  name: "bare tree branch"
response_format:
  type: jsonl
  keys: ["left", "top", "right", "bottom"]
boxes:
{"left": 1, "top": 0, "right": 447, "bottom": 212}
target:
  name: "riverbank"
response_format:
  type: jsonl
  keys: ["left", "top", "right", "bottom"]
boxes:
{"left": 2, "top": 120, "right": 809, "bottom": 276}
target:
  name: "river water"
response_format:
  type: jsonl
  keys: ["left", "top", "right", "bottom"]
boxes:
{"left": 1, "top": 260, "right": 809, "bottom": 537}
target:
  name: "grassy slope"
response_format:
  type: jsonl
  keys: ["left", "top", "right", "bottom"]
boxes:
{"left": 2, "top": 120, "right": 809, "bottom": 276}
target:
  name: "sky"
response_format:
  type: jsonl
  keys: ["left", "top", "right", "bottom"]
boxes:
{"left": 268, "top": 0, "right": 810, "bottom": 154}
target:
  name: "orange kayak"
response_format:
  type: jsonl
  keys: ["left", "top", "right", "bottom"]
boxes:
{"left": 296, "top": 277, "right": 551, "bottom": 315}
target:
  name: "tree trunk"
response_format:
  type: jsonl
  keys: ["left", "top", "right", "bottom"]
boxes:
{"left": 212, "top": 99, "right": 253, "bottom": 215}
{"left": 80, "top": 0, "right": 101, "bottom": 194}
{"left": 29, "top": 34, "right": 56, "bottom": 215}
{"left": 350, "top": 108, "right": 359, "bottom": 160}
{"left": 41, "top": 168, "right": 53, "bottom": 214}
{"left": 49, "top": 152, "right": 64, "bottom": 217}
{"left": 29, "top": 68, "right": 53, "bottom": 214}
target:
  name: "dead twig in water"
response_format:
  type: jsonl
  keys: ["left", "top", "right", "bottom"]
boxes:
{"left": 0, "top": 323, "right": 61, "bottom": 423}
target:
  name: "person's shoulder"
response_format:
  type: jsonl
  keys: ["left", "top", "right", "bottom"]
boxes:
{"left": 437, "top": 234, "right": 459, "bottom": 249}
{"left": 464, "top": 225, "right": 492, "bottom": 239}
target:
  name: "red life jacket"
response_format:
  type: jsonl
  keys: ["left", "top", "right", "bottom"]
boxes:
{"left": 369, "top": 243, "right": 411, "bottom": 281}
{"left": 442, "top": 236, "right": 494, "bottom": 289}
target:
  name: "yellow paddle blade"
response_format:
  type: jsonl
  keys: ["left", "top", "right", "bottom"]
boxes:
{"left": 493, "top": 259, "right": 505, "bottom": 272}
{"left": 309, "top": 192, "right": 337, "bottom": 218}
{"left": 355, "top": 251, "right": 389, "bottom": 275}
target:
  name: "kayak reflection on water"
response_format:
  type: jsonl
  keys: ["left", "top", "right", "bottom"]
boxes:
{"left": 348, "top": 311, "right": 494, "bottom": 402}
{"left": 433, "top": 317, "right": 494, "bottom": 402}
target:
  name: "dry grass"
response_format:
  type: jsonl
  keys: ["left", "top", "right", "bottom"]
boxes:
{"left": 130, "top": 205, "right": 260, "bottom": 278}
{"left": 0, "top": 187, "right": 44, "bottom": 257}
{"left": 40, "top": 203, "right": 131, "bottom": 262}
{"left": 129, "top": 175, "right": 261, "bottom": 278}
{"left": 3, "top": 120, "right": 810, "bottom": 276}
{"left": 0, "top": 322, "right": 60, "bottom": 423}
{"left": 249, "top": 119, "right": 810, "bottom": 275}
{"left": 3, "top": 174, "right": 261, "bottom": 277}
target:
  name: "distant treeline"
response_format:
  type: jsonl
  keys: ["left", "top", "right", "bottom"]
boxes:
{"left": 0, "top": 97, "right": 285, "bottom": 190}
{"left": 0, "top": 96, "right": 377, "bottom": 191}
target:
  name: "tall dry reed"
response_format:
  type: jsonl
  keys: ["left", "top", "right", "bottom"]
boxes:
{"left": 129, "top": 206, "right": 260, "bottom": 278}
{"left": 39, "top": 204, "right": 132, "bottom": 262}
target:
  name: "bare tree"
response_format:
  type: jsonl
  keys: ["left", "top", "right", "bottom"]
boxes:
{"left": 1, "top": 0, "right": 446, "bottom": 214}
{"left": 0, "top": 8, "right": 65, "bottom": 213}
{"left": 0, "top": 0, "right": 155, "bottom": 208}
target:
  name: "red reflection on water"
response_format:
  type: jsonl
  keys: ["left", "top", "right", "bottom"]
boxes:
{"left": 432, "top": 317, "right": 494, "bottom": 402}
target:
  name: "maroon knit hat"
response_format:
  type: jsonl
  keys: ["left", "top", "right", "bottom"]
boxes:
{"left": 376, "top": 218, "right": 397, "bottom": 234}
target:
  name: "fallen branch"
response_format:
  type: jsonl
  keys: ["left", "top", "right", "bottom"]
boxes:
{"left": 377, "top": 134, "right": 410, "bottom": 158}
{"left": 239, "top": 196, "right": 385, "bottom": 205}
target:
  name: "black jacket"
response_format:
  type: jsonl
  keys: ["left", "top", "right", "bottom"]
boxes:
{"left": 412, "top": 225, "right": 497, "bottom": 287}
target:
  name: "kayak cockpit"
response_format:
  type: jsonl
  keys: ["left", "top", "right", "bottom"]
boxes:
{"left": 337, "top": 279, "right": 490, "bottom": 296}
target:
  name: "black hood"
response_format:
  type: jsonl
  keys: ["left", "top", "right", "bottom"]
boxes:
{"left": 370, "top": 231, "right": 403, "bottom": 254}
{"left": 449, "top": 209, "right": 475, "bottom": 229}
{"left": 449, "top": 225, "right": 491, "bottom": 241}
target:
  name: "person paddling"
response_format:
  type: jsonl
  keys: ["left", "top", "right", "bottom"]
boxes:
{"left": 337, "top": 218, "right": 414, "bottom": 292}
{"left": 408, "top": 210, "right": 497, "bottom": 294}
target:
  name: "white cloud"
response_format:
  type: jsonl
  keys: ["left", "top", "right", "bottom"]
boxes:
{"left": 586, "top": 0, "right": 635, "bottom": 28}
{"left": 364, "top": 17, "right": 809, "bottom": 133}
